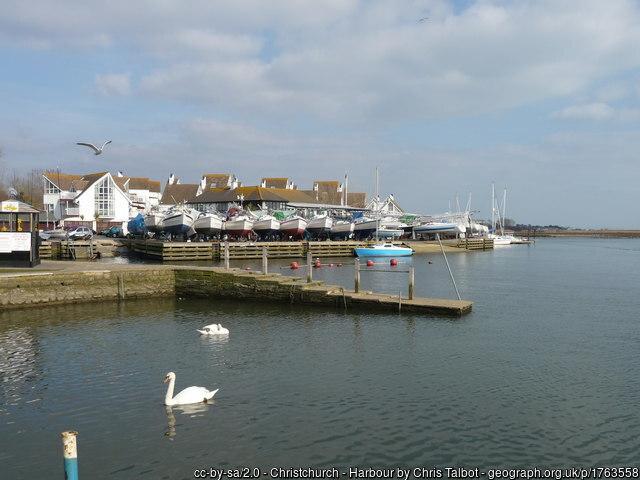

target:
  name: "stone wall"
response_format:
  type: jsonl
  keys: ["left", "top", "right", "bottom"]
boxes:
{"left": 0, "top": 269, "right": 175, "bottom": 309}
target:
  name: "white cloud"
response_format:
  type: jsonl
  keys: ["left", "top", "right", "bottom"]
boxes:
{"left": 94, "top": 73, "right": 131, "bottom": 97}
{"left": 551, "top": 103, "right": 615, "bottom": 121}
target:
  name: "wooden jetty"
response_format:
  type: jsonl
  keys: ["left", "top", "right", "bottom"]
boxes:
{"left": 125, "top": 239, "right": 409, "bottom": 261}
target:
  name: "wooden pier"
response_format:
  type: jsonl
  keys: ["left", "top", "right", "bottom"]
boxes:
{"left": 125, "top": 239, "right": 409, "bottom": 261}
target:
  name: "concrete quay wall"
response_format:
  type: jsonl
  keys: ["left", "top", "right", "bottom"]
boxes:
{"left": 0, "top": 266, "right": 472, "bottom": 315}
{"left": 0, "top": 269, "right": 175, "bottom": 309}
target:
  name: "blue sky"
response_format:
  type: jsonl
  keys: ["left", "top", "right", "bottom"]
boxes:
{"left": 2, "top": 0, "right": 640, "bottom": 229}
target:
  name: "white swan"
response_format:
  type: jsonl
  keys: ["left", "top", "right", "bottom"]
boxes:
{"left": 76, "top": 140, "right": 112, "bottom": 155}
{"left": 197, "top": 323, "right": 229, "bottom": 335}
{"left": 163, "top": 371, "right": 219, "bottom": 406}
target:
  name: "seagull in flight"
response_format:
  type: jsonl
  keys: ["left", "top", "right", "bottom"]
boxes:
{"left": 419, "top": 17, "right": 429, "bottom": 22}
{"left": 76, "top": 140, "right": 112, "bottom": 155}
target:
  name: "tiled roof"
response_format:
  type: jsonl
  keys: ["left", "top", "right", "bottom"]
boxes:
{"left": 161, "top": 183, "right": 200, "bottom": 204}
{"left": 191, "top": 186, "right": 317, "bottom": 204}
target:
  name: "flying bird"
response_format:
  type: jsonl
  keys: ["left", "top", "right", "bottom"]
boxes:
{"left": 419, "top": 17, "right": 429, "bottom": 22}
{"left": 76, "top": 140, "right": 112, "bottom": 155}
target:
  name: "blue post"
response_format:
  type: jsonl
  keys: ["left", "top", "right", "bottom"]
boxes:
{"left": 62, "top": 430, "right": 78, "bottom": 480}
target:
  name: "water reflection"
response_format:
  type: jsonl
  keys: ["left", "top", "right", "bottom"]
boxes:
{"left": 164, "top": 403, "right": 212, "bottom": 438}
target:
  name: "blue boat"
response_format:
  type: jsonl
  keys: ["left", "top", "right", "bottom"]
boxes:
{"left": 354, "top": 243, "right": 413, "bottom": 257}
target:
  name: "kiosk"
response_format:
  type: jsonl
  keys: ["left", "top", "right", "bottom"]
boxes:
{"left": 0, "top": 200, "right": 41, "bottom": 268}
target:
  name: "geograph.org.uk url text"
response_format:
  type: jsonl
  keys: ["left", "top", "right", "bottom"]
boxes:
{"left": 192, "top": 467, "right": 640, "bottom": 480}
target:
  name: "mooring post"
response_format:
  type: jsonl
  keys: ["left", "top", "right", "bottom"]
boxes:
{"left": 409, "top": 264, "right": 415, "bottom": 300}
{"left": 262, "top": 246, "right": 268, "bottom": 275}
{"left": 224, "top": 242, "right": 230, "bottom": 269}
{"left": 306, "top": 252, "right": 312, "bottom": 283}
{"left": 355, "top": 259, "right": 360, "bottom": 293}
{"left": 62, "top": 430, "right": 79, "bottom": 480}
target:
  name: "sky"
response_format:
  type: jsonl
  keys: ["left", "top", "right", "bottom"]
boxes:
{"left": 2, "top": 0, "right": 640, "bottom": 229}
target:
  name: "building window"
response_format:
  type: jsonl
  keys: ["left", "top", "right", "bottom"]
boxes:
{"left": 45, "top": 179, "right": 59, "bottom": 195}
{"left": 94, "top": 177, "right": 114, "bottom": 217}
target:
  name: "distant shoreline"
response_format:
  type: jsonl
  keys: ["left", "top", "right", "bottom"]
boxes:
{"left": 516, "top": 229, "right": 640, "bottom": 238}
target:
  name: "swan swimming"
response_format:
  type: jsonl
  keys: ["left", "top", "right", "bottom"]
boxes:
{"left": 76, "top": 140, "right": 112, "bottom": 155}
{"left": 163, "top": 371, "right": 219, "bottom": 406}
{"left": 197, "top": 323, "right": 229, "bottom": 335}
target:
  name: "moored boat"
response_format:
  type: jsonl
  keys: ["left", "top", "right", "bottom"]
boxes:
{"left": 354, "top": 242, "right": 413, "bottom": 257}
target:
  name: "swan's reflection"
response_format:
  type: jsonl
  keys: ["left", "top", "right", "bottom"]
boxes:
{"left": 199, "top": 335, "right": 229, "bottom": 345}
{"left": 164, "top": 403, "right": 212, "bottom": 437}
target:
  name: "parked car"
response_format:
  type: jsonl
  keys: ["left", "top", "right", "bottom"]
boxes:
{"left": 105, "top": 226, "right": 123, "bottom": 238}
{"left": 67, "top": 226, "right": 94, "bottom": 240}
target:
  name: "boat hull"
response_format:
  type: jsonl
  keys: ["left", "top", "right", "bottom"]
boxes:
{"left": 330, "top": 222, "right": 354, "bottom": 239}
{"left": 224, "top": 219, "right": 254, "bottom": 237}
{"left": 193, "top": 215, "right": 223, "bottom": 236}
{"left": 354, "top": 243, "right": 413, "bottom": 257}
{"left": 353, "top": 220, "right": 378, "bottom": 239}
{"left": 144, "top": 213, "right": 164, "bottom": 233}
{"left": 253, "top": 218, "right": 281, "bottom": 238}
{"left": 280, "top": 218, "right": 308, "bottom": 238}
{"left": 162, "top": 211, "right": 195, "bottom": 235}
{"left": 306, "top": 217, "right": 333, "bottom": 236}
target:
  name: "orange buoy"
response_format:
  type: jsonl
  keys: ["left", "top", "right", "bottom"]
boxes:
{"left": 290, "top": 262, "right": 299, "bottom": 269}
{"left": 366, "top": 260, "right": 374, "bottom": 267}
{"left": 390, "top": 258, "right": 398, "bottom": 266}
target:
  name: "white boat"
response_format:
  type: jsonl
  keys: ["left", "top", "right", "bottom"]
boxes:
{"left": 330, "top": 220, "right": 354, "bottom": 239}
{"left": 162, "top": 206, "right": 196, "bottom": 236}
{"left": 224, "top": 215, "right": 254, "bottom": 237}
{"left": 193, "top": 212, "right": 224, "bottom": 237}
{"left": 354, "top": 242, "right": 413, "bottom": 257}
{"left": 353, "top": 217, "right": 378, "bottom": 239}
{"left": 306, "top": 215, "right": 333, "bottom": 238}
{"left": 143, "top": 212, "right": 165, "bottom": 233}
{"left": 253, "top": 215, "right": 281, "bottom": 239}
{"left": 413, "top": 221, "right": 464, "bottom": 235}
{"left": 280, "top": 215, "right": 308, "bottom": 239}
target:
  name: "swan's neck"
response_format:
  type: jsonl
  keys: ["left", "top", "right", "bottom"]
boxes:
{"left": 165, "top": 377, "right": 175, "bottom": 406}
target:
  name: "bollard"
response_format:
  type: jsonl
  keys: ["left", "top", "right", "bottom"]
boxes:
{"left": 355, "top": 259, "right": 360, "bottom": 293}
{"left": 62, "top": 430, "right": 79, "bottom": 480}
{"left": 262, "top": 246, "right": 268, "bottom": 275}
{"left": 224, "top": 242, "right": 230, "bottom": 269}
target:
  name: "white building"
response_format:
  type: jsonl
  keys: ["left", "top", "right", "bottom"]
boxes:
{"left": 43, "top": 172, "right": 161, "bottom": 226}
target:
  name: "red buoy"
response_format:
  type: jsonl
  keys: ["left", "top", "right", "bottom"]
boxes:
{"left": 314, "top": 262, "right": 322, "bottom": 268}
{"left": 366, "top": 260, "right": 374, "bottom": 267}
{"left": 329, "top": 263, "right": 334, "bottom": 267}
{"left": 290, "top": 262, "right": 299, "bottom": 269}
{"left": 428, "top": 261, "right": 433, "bottom": 264}
{"left": 337, "top": 263, "right": 342, "bottom": 267}
{"left": 390, "top": 258, "right": 398, "bottom": 266}
{"left": 245, "top": 266, "right": 251, "bottom": 270}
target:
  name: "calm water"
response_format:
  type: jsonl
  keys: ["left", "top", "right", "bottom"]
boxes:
{"left": 1, "top": 238, "right": 640, "bottom": 478}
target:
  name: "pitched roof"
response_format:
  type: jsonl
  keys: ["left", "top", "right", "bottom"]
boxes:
{"left": 191, "top": 186, "right": 317, "bottom": 204}
{"left": 161, "top": 183, "right": 200, "bottom": 204}
{"left": 43, "top": 173, "right": 85, "bottom": 191}
{"left": 203, "top": 174, "right": 235, "bottom": 188}
{"left": 262, "top": 178, "right": 290, "bottom": 189}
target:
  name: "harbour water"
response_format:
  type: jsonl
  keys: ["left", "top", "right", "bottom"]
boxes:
{"left": 1, "top": 237, "right": 640, "bottom": 478}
